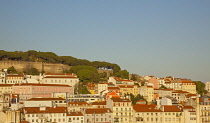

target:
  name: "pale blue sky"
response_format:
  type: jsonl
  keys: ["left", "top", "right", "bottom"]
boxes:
{"left": 0, "top": 0, "right": 210, "bottom": 82}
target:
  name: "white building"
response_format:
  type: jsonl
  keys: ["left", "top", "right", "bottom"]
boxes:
{"left": 66, "top": 112, "right": 84, "bottom": 123}
{"left": 23, "top": 106, "right": 67, "bottom": 123}
{"left": 24, "top": 98, "right": 66, "bottom": 107}
{"left": 5, "top": 75, "right": 26, "bottom": 84}
{"left": 206, "top": 81, "right": 210, "bottom": 92}
{"left": 42, "top": 75, "right": 79, "bottom": 87}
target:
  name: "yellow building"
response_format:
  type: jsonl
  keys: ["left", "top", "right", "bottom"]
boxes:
{"left": 0, "top": 84, "right": 13, "bottom": 98}
{"left": 106, "top": 97, "right": 133, "bottom": 123}
{"left": 181, "top": 80, "right": 196, "bottom": 94}
{"left": 133, "top": 104, "right": 183, "bottom": 123}
{"left": 139, "top": 85, "right": 154, "bottom": 103}
{"left": 118, "top": 85, "right": 139, "bottom": 96}
{"left": 87, "top": 83, "right": 97, "bottom": 94}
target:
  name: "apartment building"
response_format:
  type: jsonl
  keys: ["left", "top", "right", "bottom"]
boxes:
{"left": 12, "top": 83, "right": 74, "bottom": 101}
{"left": 68, "top": 101, "right": 92, "bottom": 112}
{"left": 118, "top": 85, "right": 139, "bottom": 96}
{"left": 6, "top": 74, "right": 25, "bottom": 84}
{"left": 106, "top": 97, "right": 133, "bottom": 123}
{"left": 66, "top": 112, "right": 84, "bottom": 123}
{"left": 139, "top": 85, "right": 154, "bottom": 103}
{"left": 133, "top": 104, "right": 183, "bottom": 123}
{"left": 83, "top": 108, "right": 113, "bottom": 123}
{"left": 23, "top": 107, "right": 67, "bottom": 123}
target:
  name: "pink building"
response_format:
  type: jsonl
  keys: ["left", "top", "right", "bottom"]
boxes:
{"left": 148, "top": 77, "right": 159, "bottom": 89}
{"left": 12, "top": 83, "right": 74, "bottom": 101}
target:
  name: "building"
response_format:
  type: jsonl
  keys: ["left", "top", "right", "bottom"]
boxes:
{"left": 118, "top": 85, "right": 139, "bottom": 96}
{"left": 42, "top": 75, "right": 79, "bottom": 87}
{"left": 24, "top": 98, "right": 66, "bottom": 107}
{"left": 148, "top": 77, "right": 159, "bottom": 89}
{"left": 83, "top": 108, "right": 113, "bottom": 123}
{"left": 108, "top": 77, "right": 134, "bottom": 85}
{"left": 5, "top": 74, "right": 25, "bottom": 84}
{"left": 139, "top": 85, "right": 154, "bottom": 103}
{"left": 98, "top": 82, "right": 109, "bottom": 94}
{"left": 87, "top": 83, "right": 97, "bottom": 94}
{"left": 22, "top": 107, "right": 67, "bottom": 123}
{"left": 12, "top": 83, "right": 74, "bottom": 101}
{"left": 68, "top": 101, "right": 91, "bottom": 112}
{"left": 106, "top": 97, "right": 133, "bottom": 123}
{"left": 0, "top": 84, "right": 13, "bottom": 98}
{"left": 206, "top": 82, "right": 210, "bottom": 92}
{"left": 154, "top": 89, "right": 173, "bottom": 98}
{"left": 67, "top": 94, "right": 101, "bottom": 103}
{"left": 92, "top": 101, "right": 107, "bottom": 108}
{"left": 133, "top": 104, "right": 183, "bottom": 123}
{"left": 181, "top": 79, "right": 196, "bottom": 94}
{"left": 66, "top": 112, "right": 84, "bottom": 123}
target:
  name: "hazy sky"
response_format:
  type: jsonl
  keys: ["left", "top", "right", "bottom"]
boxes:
{"left": 0, "top": 1, "right": 210, "bottom": 82}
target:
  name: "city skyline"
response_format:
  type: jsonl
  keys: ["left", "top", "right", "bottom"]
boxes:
{"left": 0, "top": 0, "right": 210, "bottom": 82}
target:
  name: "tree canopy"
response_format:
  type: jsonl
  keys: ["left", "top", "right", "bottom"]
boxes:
{"left": 0, "top": 50, "right": 121, "bottom": 74}
{"left": 193, "top": 81, "right": 208, "bottom": 95}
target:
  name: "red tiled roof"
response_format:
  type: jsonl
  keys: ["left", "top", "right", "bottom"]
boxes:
{"left": 7, "top": 75, "right": 24, "bottom": 77}
{"left": 111, "top": 97, "right": 131, "bottom": 102}
{"left": 0, "top": 84, "right": 14, "bottom": 86}
{"left": 163, "top": 105, "right": 182, "bottom": 112}
{"left": 118, "top": 85, "right": 134, "bottom": 88}
{"left": 45, "top": 73, "right": 75, "bottom": 76}
{"left": 172, "top": 90, "right": 189, "bottom": 94}
{"left": 67, "top": 112, "right": 84, "bottom": 116}
{"left": 186, "top": 94, "right": 197, "bottom": 98}
{"left": 108, "top": 87, "right": 120, "bottom": 90}
{"left": 20, "top": 121, "right": 29, "bottom": 123}
{"left": 85, "top": 108, "right": 112, "bottom": 114}
{"left": 26, "top": 98, "right": 65, "bottom": 101}
{"left": 44, "top": 76, "right": 77, "bottom": 79}
{"left": 133, "top": 104, "right": 162, "bottom": 112}
{"left": 182, "top": 106, "right": 195, "bottom": 109}
{"left": 24, "top": 107, "right": 67, "bottom": 114}
{"left": 13, "top": 83, "right": 72, "bottom": 87}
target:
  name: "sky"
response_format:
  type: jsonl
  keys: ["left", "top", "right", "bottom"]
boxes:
{"left": 0, "top": 0, "right": 210, "bottom": 82}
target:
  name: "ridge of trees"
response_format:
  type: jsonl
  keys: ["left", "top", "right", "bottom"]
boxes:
{"left": 0, "top": 50, "right": 121, "bottom": 73}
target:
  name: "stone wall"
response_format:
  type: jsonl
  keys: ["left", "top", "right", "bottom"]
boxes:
{"left": 0, "top": 61, "right": 71, "bottom": 73}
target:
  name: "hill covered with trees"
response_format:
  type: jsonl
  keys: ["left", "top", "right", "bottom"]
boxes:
{"left": 0, "top": 50, "right": 121, "bottom": 73}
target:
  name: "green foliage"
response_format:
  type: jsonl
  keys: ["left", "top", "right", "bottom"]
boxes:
{"left": 70, "top": 66, "right": 99, "bottom": 83}
{"left": 24, "top": 68, "right": 39, "bottom": 75}
{"left": 7, "top": 66, "right": 18, "bottom": 74}
{"left": 78, "top": 86, "right": 91, "bottom": 94}
{"left": 0, "top": 50, "right": 121, "bottom": 73}
{"left": 193, "top": 81, "right": 207, "bottom": 95}
{"left": 134, "top": 83, "right": 140, "bottom": 87}
{"left": 159, "top": 85, "right": 167, "bottom": 89}
{"left": 115, "top": 70, "right": 129, "bottom": 79}
{"left": 130, "top": 74, "right": 138, "bottom": 81}
{"left": 125, "top": 93, "right": 146, "bottom": 105}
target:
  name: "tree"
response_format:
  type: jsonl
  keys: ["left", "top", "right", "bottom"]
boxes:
{"left": 193, "top": 81, "right": 207, "bottom": 95}
{"left": 127, "top": 93, "right": 147, "bottom": 105}
{"left": 159, "top": 85, "right": 167, "bottom": 89}
{"left": 24, "top": 68, "right": 39, "bottom": 75}
{"left": 7, "top": 66, "right": 18, "bottom": 74}
{"left": 115, "top": 70, "right": 129, "bottom": 79}
{"left": 78, "top": 86, "right": 91, "bottom": 94}
{"left": 130, "top": 74, "right": 138, "bottom": 81}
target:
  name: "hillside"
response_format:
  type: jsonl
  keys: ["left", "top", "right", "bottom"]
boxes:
{"left": 0, "top": 50, "right": 120, "bottom": 74}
